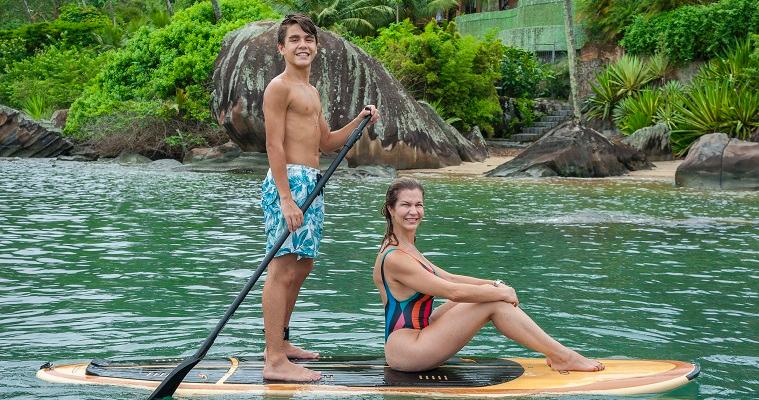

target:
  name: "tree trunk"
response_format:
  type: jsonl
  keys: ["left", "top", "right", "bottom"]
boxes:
{"left": 562, "top": 0, "right": 581, "bottom": 121}
{"left": 52, "top": 0, "right": 61, "bottom": 19}
{"left": 22, "top": 0, "right": 34, "bottom": 22}
{"left": 165, "top": 0, "right": 174, "bottom": 16}
{"left": 108, "top": 0, "right": 116, "bottom": 25}
{"left": 210, "top": 0, "right": 222, "bottom": 23}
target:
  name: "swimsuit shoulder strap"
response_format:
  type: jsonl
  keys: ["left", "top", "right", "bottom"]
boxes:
{"left": 392, "top": 247, "right": 436, "bottom": 275}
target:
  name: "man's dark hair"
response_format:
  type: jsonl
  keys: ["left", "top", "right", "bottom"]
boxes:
{"left": 277, "top": 14, "right": 318, "bottom": 45}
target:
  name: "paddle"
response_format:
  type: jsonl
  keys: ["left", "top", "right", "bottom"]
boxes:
{"left": 147, "top": 109, "right": 373, "bottom": 400}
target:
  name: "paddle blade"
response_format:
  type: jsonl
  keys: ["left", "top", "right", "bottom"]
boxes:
{"left": 146, "top": 355, "right": 201, "bottom": 399}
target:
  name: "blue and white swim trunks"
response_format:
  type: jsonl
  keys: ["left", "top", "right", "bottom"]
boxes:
{"left": 260, "top": 164, "right": 325, "bottom": 260}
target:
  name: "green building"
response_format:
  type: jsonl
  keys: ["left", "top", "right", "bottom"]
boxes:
{"left": 455, "top": 0, "right": 585, "bottom": 55}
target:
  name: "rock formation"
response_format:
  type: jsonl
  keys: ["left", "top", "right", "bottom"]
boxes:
{"left": 211, "top": 21, "right": 485, "bottom": 169}
{"left": 487, "top": 121, "right": 652, "bottom": 177}
{"left": 675, "top": 133, "right": 759, "bottom": 190}
{"left": 0, "top": 105, "right": 73, "bottom": 158}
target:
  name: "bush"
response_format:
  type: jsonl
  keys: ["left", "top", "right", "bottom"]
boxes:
{"left": 65, "top": 0, "right": 280, "bottom": 138}
{"left": 499, "top": 46, "right": 548, "bottom": 98}
{"left": 0, "top": 5, "right": 113, "bottom": 58}
{"left": 539, "top": 60, "right": 571, "bottom": 99}
{"left": 621, "top": 0, "right": 759, "bottom": 64}
{"left": 362, "top": 20, "right": 503, "bottom": 135}
{"left": 0, "top": 45, "right": 106, "bottom": 112}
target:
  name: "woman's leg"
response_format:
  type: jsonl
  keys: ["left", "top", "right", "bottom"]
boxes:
{"left": 386, "top": 301, "right": 603, "bottom": 372}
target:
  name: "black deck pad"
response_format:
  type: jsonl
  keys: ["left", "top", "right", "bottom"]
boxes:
{"left": 86, "top": 356, "right": 525, "bottom": 387}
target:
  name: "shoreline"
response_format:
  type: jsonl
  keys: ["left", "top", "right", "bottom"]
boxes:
{"left": 400, "top": 155, "right": 682, "bottom": 182}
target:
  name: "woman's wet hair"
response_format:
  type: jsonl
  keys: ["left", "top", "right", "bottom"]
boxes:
{"left": 381, "top": 177, "right": 425, "bottom": 250}
{"left": 277, "top": 14, "right": 318, "bottom": 45}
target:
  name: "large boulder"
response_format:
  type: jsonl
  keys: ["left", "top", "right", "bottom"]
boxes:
{"left": 622, "top": 123, "right": 673, "bottom": 161}
{"left": 0, "top": 105, "right": 73, "bottom": 157}
{"left": 211, "top": 21, "right": 483, "bottom": 169}
{"left": 486, "top": 121, "right": 652, "bottom": 178}
{"left": 675, "top": 133, "right": 759, "bottom": 190}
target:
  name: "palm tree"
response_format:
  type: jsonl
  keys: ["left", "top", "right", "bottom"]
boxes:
{"left": 562, "top": 0, "right": 580, "bottom": 120}
{"left": 293, "top": 0, "right": 394, "bottom": 36}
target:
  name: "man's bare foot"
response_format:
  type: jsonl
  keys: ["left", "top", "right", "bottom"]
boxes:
{"left": 284, "top": 341, "right": 319, "bottom": 359}
{"left": 264, "top": 342, "right": 319, "bottom": 360}
{"left": 262, "top": 357, "right": 321, "bottom": 382}
{"left": 546, "top": 350, "right": 605, "bottom": 372}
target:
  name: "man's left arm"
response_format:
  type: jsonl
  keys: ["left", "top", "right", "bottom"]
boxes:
{"left": 319, "top": 105, "right": 379, "bottom": 152}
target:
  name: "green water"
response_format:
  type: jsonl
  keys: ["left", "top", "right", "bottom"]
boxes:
{"left": 1, "top": 158, "right": 757, "bottom": 399}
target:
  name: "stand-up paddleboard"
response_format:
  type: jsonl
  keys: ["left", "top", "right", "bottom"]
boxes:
{"left": 37, "top": 355, "right": 699, "bottom": 397}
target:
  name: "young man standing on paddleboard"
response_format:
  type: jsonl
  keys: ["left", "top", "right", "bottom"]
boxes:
{"left": 261, "top": 14, "right": 379, "bottom": 382}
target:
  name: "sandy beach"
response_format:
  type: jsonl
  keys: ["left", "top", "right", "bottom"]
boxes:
{"left": 401, "top": 155, "right": 682, "bottom": 182}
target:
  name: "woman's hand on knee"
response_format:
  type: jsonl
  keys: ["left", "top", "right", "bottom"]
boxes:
{"left": 499, "top": 286, "right": 519, "bottom": 307}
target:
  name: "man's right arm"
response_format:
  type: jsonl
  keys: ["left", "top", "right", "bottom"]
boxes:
{"left": 263, "top": 80, "right": 303, "bottom": 232}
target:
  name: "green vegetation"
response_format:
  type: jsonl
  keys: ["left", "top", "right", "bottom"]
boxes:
{"left": 360, "top": 20, "right": 503, "bottom": 135}
{"left": 0, "top": 45, "right": 106, "bottom": 120}
{"left": 620, "top": 0, "right": 759, "bottom": 64}
{"left": 586, "top": 37, "right": 759, "bottom": 153}
{"left": 65, "top": 0, "right": 279, "bottom": 138}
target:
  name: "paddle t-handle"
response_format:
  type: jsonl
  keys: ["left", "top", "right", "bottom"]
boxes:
{"left": 147, "top": 108, "right": 373, "bottom": 400}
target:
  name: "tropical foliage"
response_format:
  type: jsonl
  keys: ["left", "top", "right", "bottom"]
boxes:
{"left": 577, "top": 0, "right": 708, "bottom": 44}
{"left": 586, "top": 37, "right": 759, "bottom": 154}
{"left": 361, "top": 20, "right": 503, "bottom": 135}
{"left": 65, "top": 0, "right": 279, "bottom": 138}
{"left": 621, "top": 0, "right": 759, "bottom": 64}
{"left": 0, "top": 45, "right": 106, "bottom": 119}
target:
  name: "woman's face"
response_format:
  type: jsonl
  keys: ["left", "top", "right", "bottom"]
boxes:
{"left": 388, "top": 189, "right": 424, "bottom": 232}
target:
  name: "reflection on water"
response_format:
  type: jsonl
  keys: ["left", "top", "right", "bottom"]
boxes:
{"left": 1, "top": 159, "right": 757, "bottom": 399}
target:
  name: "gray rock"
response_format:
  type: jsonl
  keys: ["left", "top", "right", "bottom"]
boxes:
{"left": 676, "top": 133, "right": 759, "bottom": 190}
{"left": 466, "top": 126, "right": 487, "bottom": 150}
{"left": 211, "top": 21, "right": 482, "bottom": 169}
{"left": 57, "top": 155, "right": 94, "bottom": 162}
{"left": 487, "top": 121, "right": 652, "bottom": 178}
{"left": 115, "top": 151, "right": 151, "bottom": 165}
{"left": 622, "top": 123, "right": 672, "bottom": 161}
{"left": 183, "top": 141, "right": 241, "bottom": 164}
{"left": 147, "top": 159, "right": 184, "bottom": 170}
{"left": 182, "top": 151, "right": 270, "bottom": 173}
{"left": 50, "top": 109, "right": 68, "bottom": 129}
{"left": 333, "top": 164, "right": 396, "bottom": 180}
{"left": 0, "top": 105, "right": 73, "bottom": 157}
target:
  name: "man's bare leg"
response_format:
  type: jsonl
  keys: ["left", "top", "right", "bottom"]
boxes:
{"left": 280, "top": 257, "right": 319, "bottom": 359}
{"left": 262, "top": 254, "right": 320, "bottom": 381}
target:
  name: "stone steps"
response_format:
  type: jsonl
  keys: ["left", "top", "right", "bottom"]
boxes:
{"left": 512, "top": 104, "right": 573, "bottom": 143}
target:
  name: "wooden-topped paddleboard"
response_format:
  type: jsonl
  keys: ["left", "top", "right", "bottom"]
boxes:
{"left": 37, "top": 355, "right": 699, "bottom": 397}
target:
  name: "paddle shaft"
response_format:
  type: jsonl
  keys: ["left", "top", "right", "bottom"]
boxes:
{"left": 147, "top": 112, "right": 372, "bottom": 400}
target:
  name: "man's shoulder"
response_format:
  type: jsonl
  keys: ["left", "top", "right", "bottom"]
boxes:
{"left": 264, "top": 75, "right": 290, "bottom": 94}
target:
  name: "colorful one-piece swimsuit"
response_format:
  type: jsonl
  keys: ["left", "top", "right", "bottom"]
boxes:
{"left": 380, "top": 247, "right": 437, "bottom": 340}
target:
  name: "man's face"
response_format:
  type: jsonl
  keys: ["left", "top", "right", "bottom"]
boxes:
{"left": 278, "top": 24, "right": 317, "bottom": 68}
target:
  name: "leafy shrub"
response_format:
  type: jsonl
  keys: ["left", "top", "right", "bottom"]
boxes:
{"left": 65, "top": 0, "right": 280, "bottom": 138}
{"left": 0, "top": 45, "right": 106, "bottom": 111}
{"left": 578, "top": 0, "right": 706, "bottom": 44}
{"left": 539, "top": 60, "right": 571, "bottom": 99}
{"left": 613, "top": 89, "right": 662, "bottom": 134}
{"left": 362, "top": 20, "right": 503, "bottom": 134}
{"left": 499, "top": 46, "right": 549, "bottom": 98}
{"left": 584, "top": 55, "right": 655, "bottom": 121}
{"left": 21, "top": 95, "right": 56, "bottom": 120}
{"left": 621, "top": 0, "right": 759, "bottom": 64}
{"left": 0, "top": 5, "right": 112, "bottom": 58}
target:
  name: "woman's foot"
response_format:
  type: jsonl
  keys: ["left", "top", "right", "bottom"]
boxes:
{"left": 546, "top": 350, "right": 604, "bottom": 372}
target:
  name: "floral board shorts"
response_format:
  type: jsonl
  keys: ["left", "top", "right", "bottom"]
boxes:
{"left": 260, "top": 164, "right": 325, "bottom": 260}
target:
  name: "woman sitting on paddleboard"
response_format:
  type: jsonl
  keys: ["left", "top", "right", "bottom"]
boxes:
{"left": 373, "top": 177, "right": 605, "bottom": 373}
